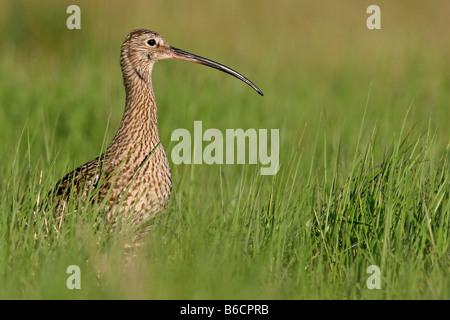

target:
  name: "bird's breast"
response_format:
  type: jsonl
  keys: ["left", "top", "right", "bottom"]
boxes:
{"left": 105, "top": 143, "right": 172, "bottom": 223}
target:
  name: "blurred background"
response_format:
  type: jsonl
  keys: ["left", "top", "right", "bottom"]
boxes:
{"left": 0, "top": 0, "right": 449, "bottom": 178}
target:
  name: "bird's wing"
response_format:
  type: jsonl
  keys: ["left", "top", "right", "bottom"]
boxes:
{"left": 51, "top": 156, "right": 104, "bottom": 206}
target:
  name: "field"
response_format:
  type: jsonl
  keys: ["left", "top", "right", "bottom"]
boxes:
{"left": 0, "top": 0, "right": 448, "bottom": 299}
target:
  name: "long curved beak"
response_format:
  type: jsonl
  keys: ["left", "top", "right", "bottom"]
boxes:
{"left": 169, "top": 46, "right": 263, "bottom": 96}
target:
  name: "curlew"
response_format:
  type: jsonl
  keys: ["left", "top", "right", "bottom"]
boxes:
{"left": 52, "top": 29, "right": 263, "bottom": 227}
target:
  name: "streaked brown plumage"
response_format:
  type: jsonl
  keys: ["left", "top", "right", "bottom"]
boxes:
{"left": 52, "top": 29, "right": 262, "bottom": 227}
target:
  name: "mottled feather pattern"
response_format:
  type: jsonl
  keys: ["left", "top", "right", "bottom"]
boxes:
{"left": 53, "top": 30, "right": 172, "bottom": 226}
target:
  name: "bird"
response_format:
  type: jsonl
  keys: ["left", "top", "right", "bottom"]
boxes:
{"left": 51, "top": 29, "right": 263, "bottom": 228}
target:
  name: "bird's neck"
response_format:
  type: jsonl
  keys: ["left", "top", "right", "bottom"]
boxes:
{"left": 105, "top": 69, "right": 160, "bottom": 161}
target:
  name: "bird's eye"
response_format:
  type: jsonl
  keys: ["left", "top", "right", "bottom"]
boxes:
{"left": 147, "top": 39, "right": 156, "bottom": 46}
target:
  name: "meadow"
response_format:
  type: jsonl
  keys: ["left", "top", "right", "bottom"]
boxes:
{"left": 0, "top": 0, "right": 448, "bottom": 299}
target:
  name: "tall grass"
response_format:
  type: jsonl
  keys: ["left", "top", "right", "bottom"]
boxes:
{"left": 1, "top": 107, "right": 447, "bottom": 299}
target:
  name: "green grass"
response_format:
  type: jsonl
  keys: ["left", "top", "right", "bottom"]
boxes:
{"left": 0, "top": 0, "right": 449, "bottom": 299}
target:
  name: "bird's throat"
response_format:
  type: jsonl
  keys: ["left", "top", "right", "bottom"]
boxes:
{"left": 105, "top": 75, "right": 160, "bottom": 164}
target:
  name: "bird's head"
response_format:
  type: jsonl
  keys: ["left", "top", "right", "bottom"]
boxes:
{"left": 120, "top": 29, "right": 263, "bottom": 95}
